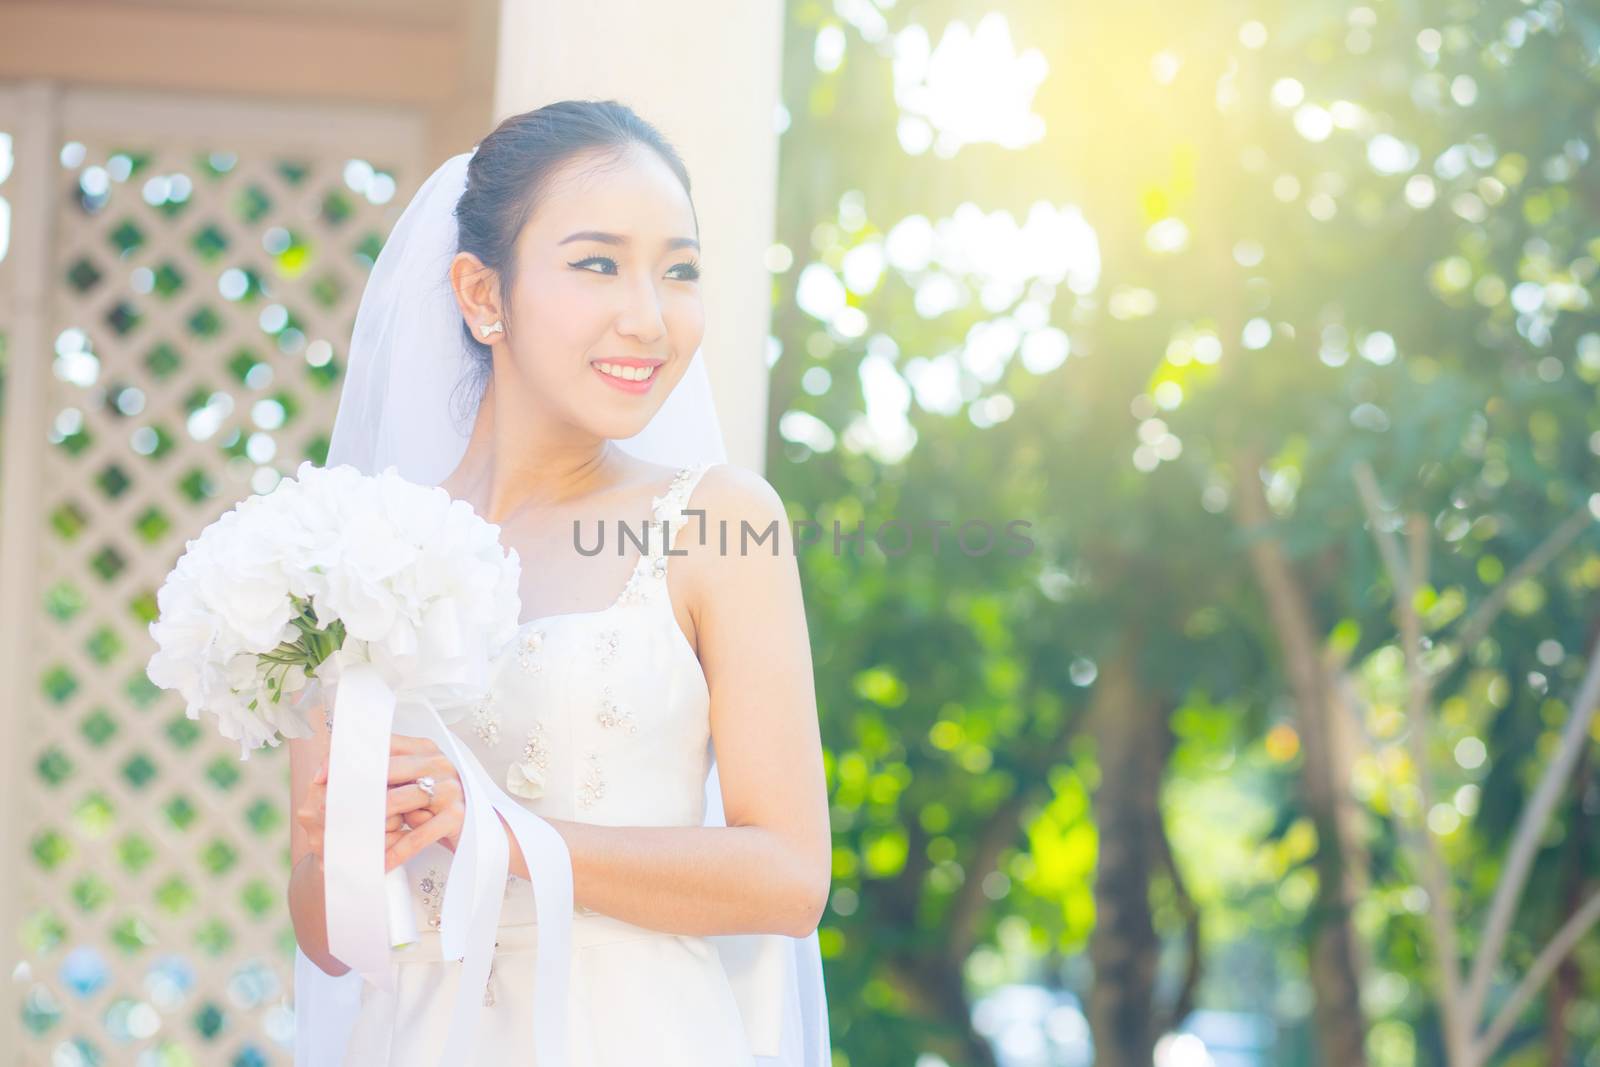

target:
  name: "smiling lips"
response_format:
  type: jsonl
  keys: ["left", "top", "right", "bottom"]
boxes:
{"left": 592, "top": 358, "right": 661, "bottom": 393}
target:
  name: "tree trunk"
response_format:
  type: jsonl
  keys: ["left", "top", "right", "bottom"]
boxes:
{"left": 1233, "top": 447, "right": 1371, "bottom": 1067}
{"left": 1087, "top": 642, "right": 1169, "bottom": 1067}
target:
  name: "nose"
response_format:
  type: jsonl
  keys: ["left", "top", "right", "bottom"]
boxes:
{"left": 615, "top": 272, "right": 667, "bottom": 346}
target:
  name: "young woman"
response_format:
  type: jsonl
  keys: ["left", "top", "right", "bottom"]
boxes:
{"left": 285, "top": 101, "right": 831, "bottom": 1066}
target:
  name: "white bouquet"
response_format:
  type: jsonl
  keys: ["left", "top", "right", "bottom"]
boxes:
{"left": 145, "top": 460, "right": 523, "bottom": 960}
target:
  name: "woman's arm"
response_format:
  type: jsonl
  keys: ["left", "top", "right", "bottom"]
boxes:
{"left": 500, "top": 465, "right": 832, "bottom": 938}
{"left": 286, "top": 681, "right": 352, "bottom": 977}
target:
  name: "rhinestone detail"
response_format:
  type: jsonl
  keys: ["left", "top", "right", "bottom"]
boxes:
{"left": 597, "top": 684, "right": 636, "bottom": 734}
{"left": 578, "top": 750, "right": 606, "bottom": 808}
{"left": 517, "top": 628, "right": 545, "bottom": 672}
{"left": 418, "top": 865, "right": 445, "bottom": 930}
{"left": 505, "top": 721, "right": 550, "bottom": 800}
{"left": 615, "top": 464, "right": 703, "bottom": 606}
{"left": 485, "top": 940, "right": 498, "bottom": 1007}
{"left": 595, "top": 627, "right": 620, "bottom": 666}
{"left": 470, "top": 688, "right": 501, "bottom": 747}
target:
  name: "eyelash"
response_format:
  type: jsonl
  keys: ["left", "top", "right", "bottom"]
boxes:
{"left": 570, "top": 255, "right": 701, "bottom": 281}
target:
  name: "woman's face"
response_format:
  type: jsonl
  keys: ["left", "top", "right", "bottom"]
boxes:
{"left": 494, "top": 145, "right": 704, "bottom": 441}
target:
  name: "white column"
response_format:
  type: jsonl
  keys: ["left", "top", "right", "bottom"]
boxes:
{"left": 493, "top": 0, "right": 783, "bottom": 472}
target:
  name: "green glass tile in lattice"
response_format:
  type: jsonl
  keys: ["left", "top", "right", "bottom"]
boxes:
{"left": 129, "top": 589, "right": 159, "bottom": 626}
{"left": 85, "top": 624, "right": 124, "bottom": 665}
{"left": 154, "top": 875, "right": 195, "bottom": 916}
{"left": 143, "top": 341, "right": 182, "bottom": 381}
{"left": 186, "top": 305, "right": 223, "bottom": 339}
{"left": 235, "top": 184, "right": 272, "bottom": 225}
{"left": 320, "top": 188, "right": 352, "bottom": 227}
{"left": 110, "top": 914, "right": 156, "bottom": 955}
{"left": 269, "top": 389, "right": 300, "bottom": 424}
{"left": 133, "top": 506, "right": 171, "bottom": 545}
{"left": 66, "top": 256, "right": 104, "bottom": 294}
{"left": 54, "top": 422, "right": 93, "bottom": 457}
{"left": 153, "top": 191, "right": 192, "bottom": 222}
{"left": 163, "top": 794, "right": 197, "bottom": 832}
{"left": 276, "top": 159, "right": 310, "bottom": 186}
{"left": 199, "top": 838, "right": 237, "bottom": 875}
{"left": 121, "top": 752, "right": 157, "bottom": 790}
{"left": 133, "top": 422, "right": 177, "bottom": 461}
{"left": 304, "top": 433, "right": 331, "bottom": 467}
{"left": 49, "top": 500, "right": 89, "bottom": 541}
{"left": 306, "top": 357, "right": 339, "bottom": 390}
{"left": 193, "top": 999, "right": 226, "bottom": 1040}
{"left": 21, "top": 909, "right": 67, "bottom": 955}
{"left": 194, "top": 918, "right": 233, "bottom": 956}
{"left": 96, "top": 463, "right": 132, "bottom": 499}
{"left": 353, "top": 230, "right": 384, "bottom": 268}
{"left": 71, "top": 873, "right": 112, "bottom": 912}
{"left": 177, "top": 466, "right": 215, "bottom": 504}
{"left": 164, "top": 713, "right": 200, "bottom": 750}
{"left": 221, "top": 426, "right": 248, "bottom": 460}
{"left": 44, "top": 579, "right": 87, "bottom": 622}
{"left": 243, "top": 797, "right": 281, "bottom": 837}
{"left": 42, "top": 664, "right": 78, "bottom": 705}
{"left": 151, "top": 260, "right": 186, "bottom": 300}
{"left": 90, "top": 544, "right": 127, "bottom": 582}
{"left": 110, "top": 219, "right": 146, "bottom": 257}
{"left": 227, "top": 267, "right": 266, "bottom": 302}
{"left": 31, "top": 829, "right": 72, "bottom": 870}
{"left": 81, "top": 708, "right": 118, "bottom": 747}
{"left": 117, "top": 833, "right": 156, "bottom": 874}
{"left": 309, "top": 272, "right": 345, "bottom": 310}
{"left": 226, "top": 347, "right": 265, "bottom": 385}
{"left": 239, "top": 879, "right": 274, "bottom": 919}
{"left": 20, "top": 984, "right": 62, "bottom": 1036}
{"left": 272, "top": 229, "right": 310, "bottom": 276}
{"left": 125, "top": 670, "right": 160, "bottom": 710}
{"left": 105, "top": 300, "right": 143, "bottom": 338}
{"left": 275, "top": 926, "right": 299, "bottom": 961}
{"left": 190, "top": 222, "right": 231, "bottom": 262}
{"left": 36, "top": 746, "right": 74, "bottom": 786}
{"left": 73, "top": 791, "right": 115, "bottom": 838}
{"left": 205, "top": 755, "right": 241, "bottom": 792}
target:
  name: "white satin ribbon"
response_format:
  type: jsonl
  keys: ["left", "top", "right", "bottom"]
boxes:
{"left": 322, "top": 658, "right": 575, "bottom": 1067}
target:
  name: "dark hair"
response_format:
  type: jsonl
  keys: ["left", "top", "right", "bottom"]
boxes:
{"left": 448, "top": 99, "right": 697, "bottom": 425}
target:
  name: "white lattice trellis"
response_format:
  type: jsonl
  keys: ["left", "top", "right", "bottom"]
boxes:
{"left": 0, "top": 83, "right": 424, "bottom": 1067}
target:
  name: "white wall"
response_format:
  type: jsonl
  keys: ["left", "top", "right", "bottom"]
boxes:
{"left": 493, "top": 0, "right": 784, "bottom": 472}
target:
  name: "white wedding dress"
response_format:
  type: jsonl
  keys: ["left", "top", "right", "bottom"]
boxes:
{"left": 331, "top": 461, "right": 792, "bottom": 1065}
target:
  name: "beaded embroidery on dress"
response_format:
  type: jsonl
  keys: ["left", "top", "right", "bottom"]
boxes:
{"left": 338, "top": 461, "right": 757, "bottom": 1066}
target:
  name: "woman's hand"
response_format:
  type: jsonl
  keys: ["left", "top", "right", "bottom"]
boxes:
{"left": 383, "top": 734, "right": 467, "bottom": 871}
{"left": 294, "top": 758, "right": 408, "bottom": 861}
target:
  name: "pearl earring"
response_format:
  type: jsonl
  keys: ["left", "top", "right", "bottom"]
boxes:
{"left": 479, "top": 320, "right": 503, "bottom": 338}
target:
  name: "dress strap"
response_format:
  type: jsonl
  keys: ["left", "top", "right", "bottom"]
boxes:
{"left": 614, "top": 461, "right": 716, "bottom": 606}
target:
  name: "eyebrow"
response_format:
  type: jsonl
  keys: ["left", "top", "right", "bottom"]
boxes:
{"left": 558, "top": 230, "right": 700, "bottom": 252}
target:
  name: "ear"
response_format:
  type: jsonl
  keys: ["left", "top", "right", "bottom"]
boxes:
{"left": 450, "top": 250, "right": 503, "bottom": 336}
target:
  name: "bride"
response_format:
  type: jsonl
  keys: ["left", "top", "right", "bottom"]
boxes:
{"left": 283, "top": 100, "right": 832, "bottom": 1065}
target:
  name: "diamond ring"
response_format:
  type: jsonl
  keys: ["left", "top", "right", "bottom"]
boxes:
{"left": 416, "top": 775, "right": 436, "bottom": 801}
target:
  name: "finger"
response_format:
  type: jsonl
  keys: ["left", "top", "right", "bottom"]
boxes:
{"left": 386, "top": 813, "right": 404, "bottom": 832}
{"left": 388, "top": 734, "right": 440, "bottom": 756}
{"left": 386, "top": 809, "right": 463, "bottom": 870}
{"left": 385, "top": 753, "right": 456, "bottom": 785}
{"left": 386, "top": 782, "right": 438, "bottom": 817}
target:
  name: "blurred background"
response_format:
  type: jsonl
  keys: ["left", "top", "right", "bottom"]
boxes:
{"left": 2, "top": 1, "right": 1598, "bottom": 1065}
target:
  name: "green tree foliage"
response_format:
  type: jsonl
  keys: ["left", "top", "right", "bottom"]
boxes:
{"left": 770, "top": 2, "right": 1600, "bottom": 1065}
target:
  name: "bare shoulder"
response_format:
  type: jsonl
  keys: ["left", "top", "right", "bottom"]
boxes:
{"left": 693, "top": 462, "right": 790, "bottom": 537}
{"left": 677, "top": 462, "right": 800, "bottom": 626}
